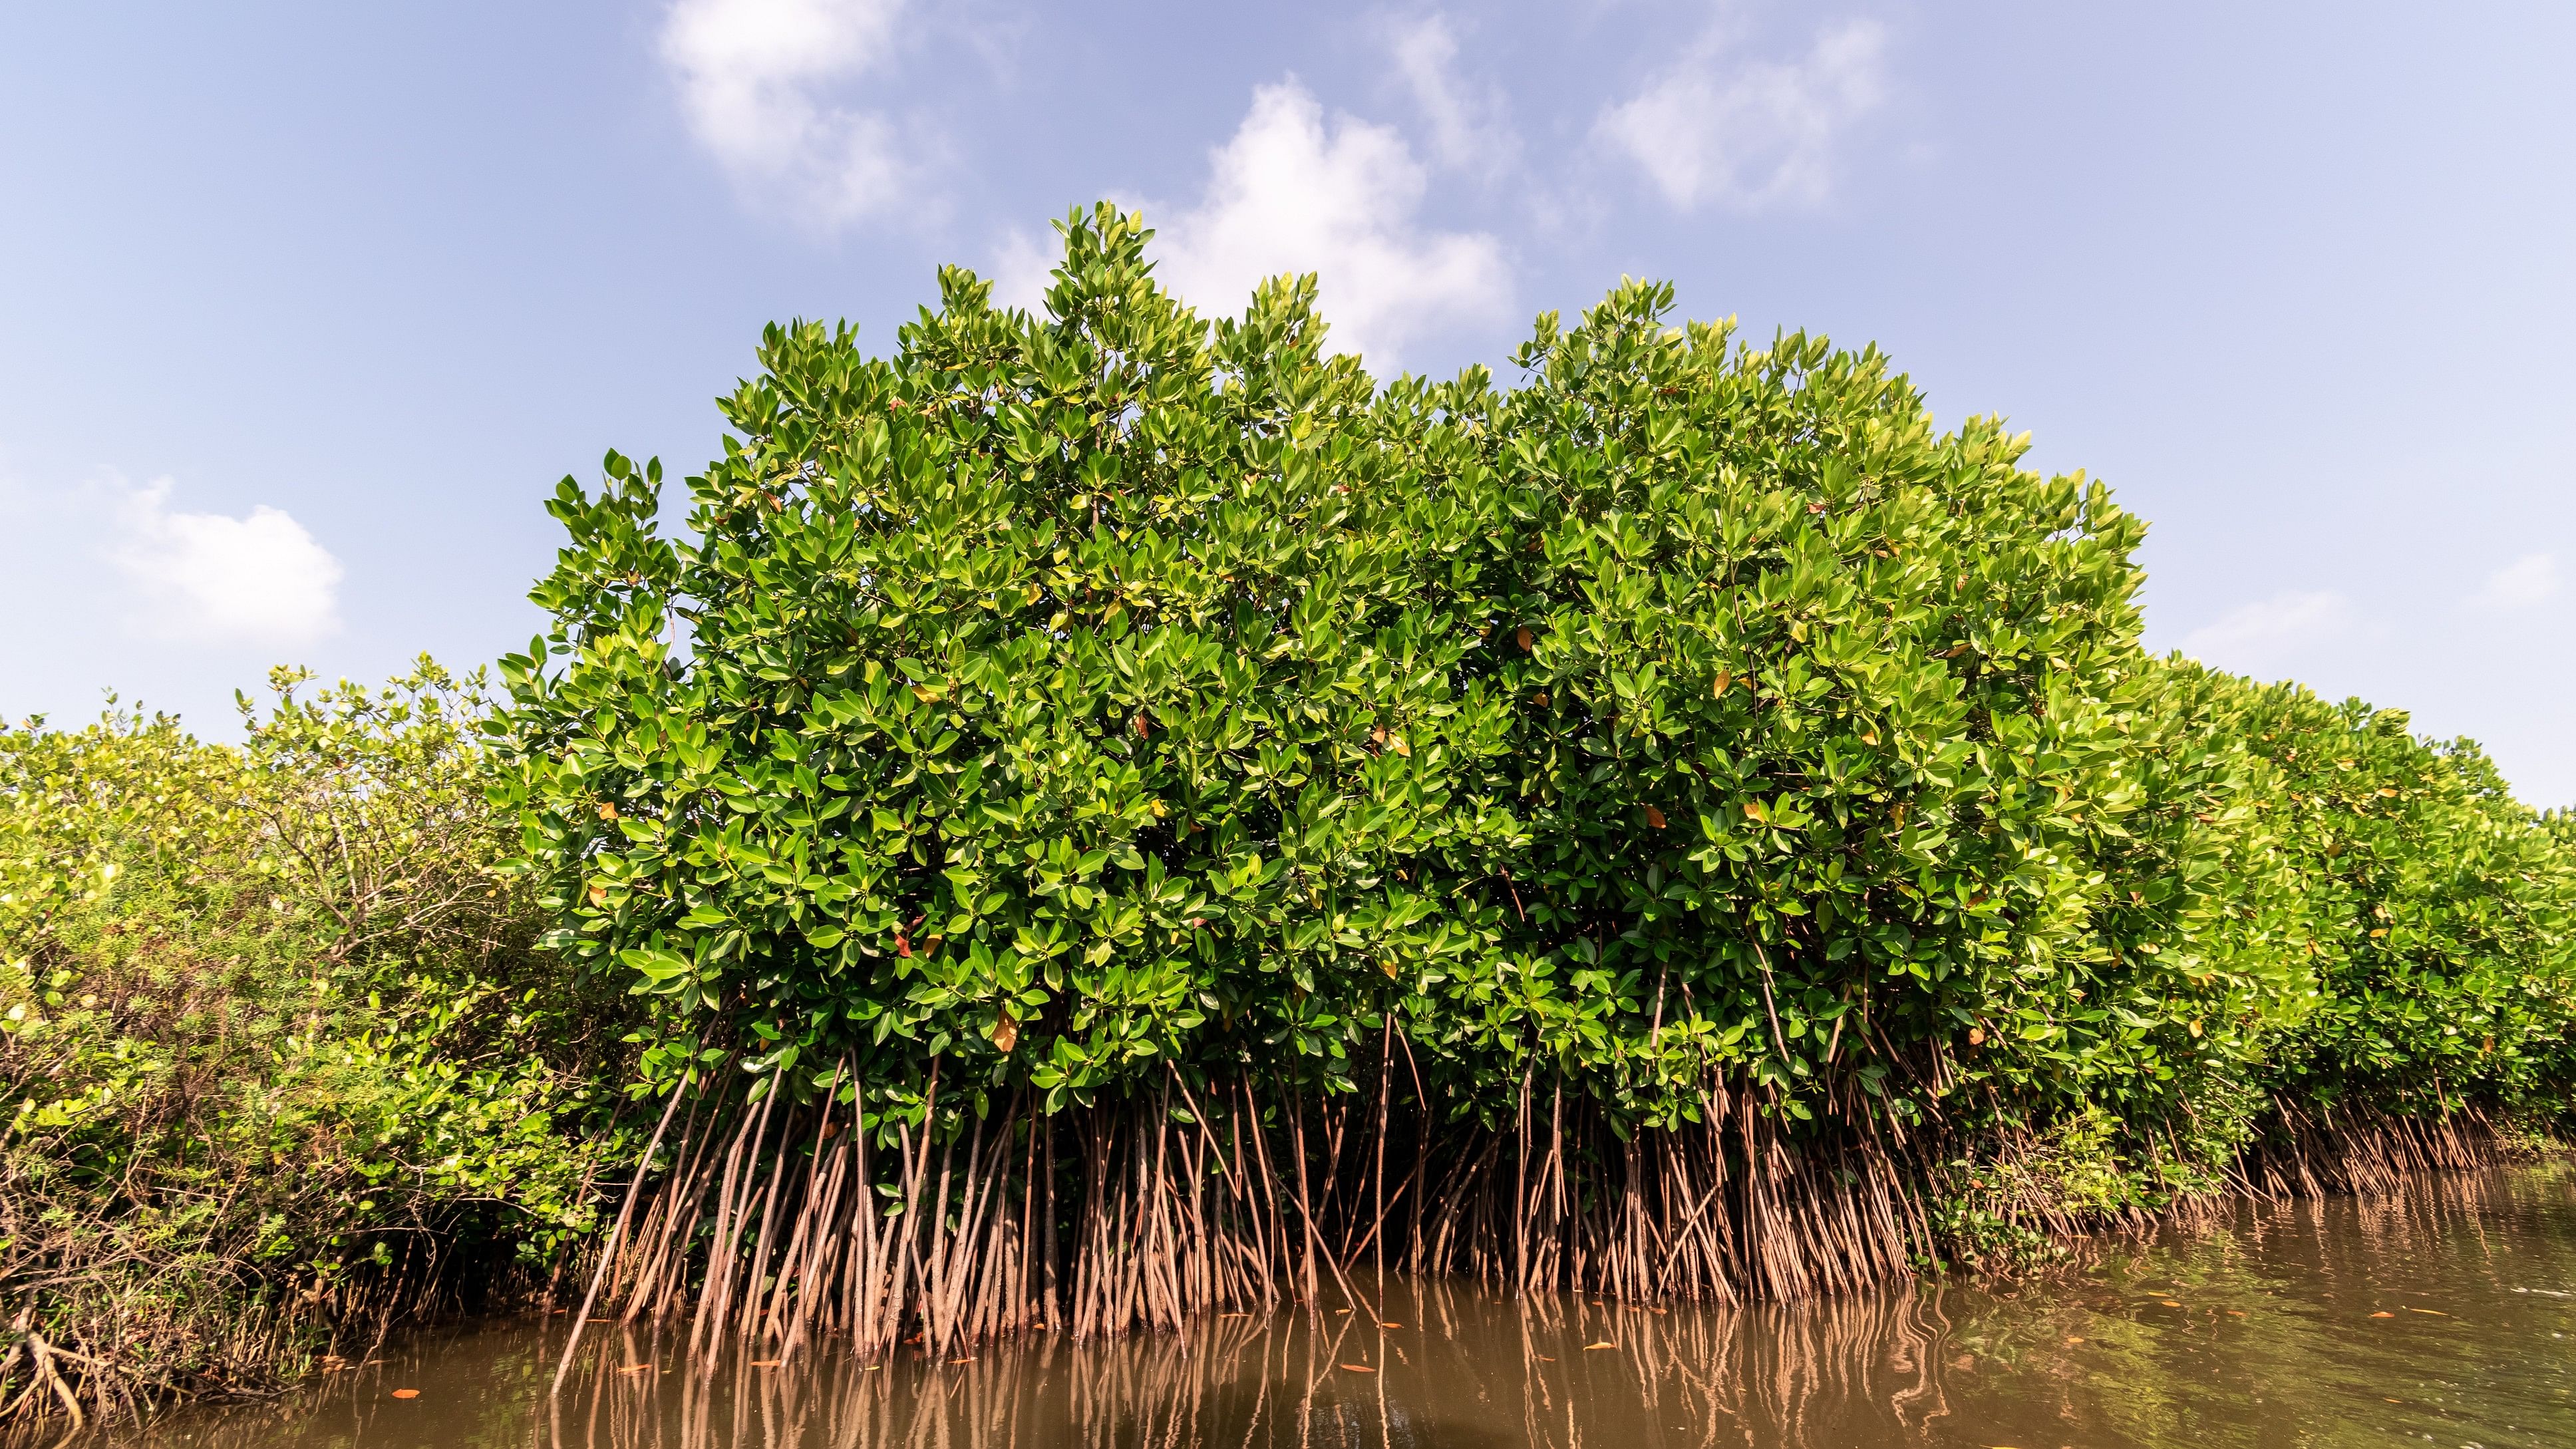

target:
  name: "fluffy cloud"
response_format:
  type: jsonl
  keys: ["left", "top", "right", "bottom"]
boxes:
{"left": 1596, "top": 17, "right": 1889, "bottom": 210}
{"left": 660, "top": 0, "right": 924, "bottom": 229}
{"left": 2178, "top": 589, "right": 2349, "bottom": 672}
{"left": 986, "top": 225, "right": 1058, "bottom": 314}
{"left": 1385, "top": 12, "right": 1518, "bottom": 179}
{"left": 110, "top": 478, "right": 342, "bottom": 646}
{"left": 2468, "top": 552, "right": 2559, "bottom": 611}
{"left": 1145, "top": 80, "right": 1511, "bottom": 371}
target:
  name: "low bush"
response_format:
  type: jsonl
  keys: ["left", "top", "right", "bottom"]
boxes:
{"left": 0, "top": 665, "right": 633, "bottom": 1420}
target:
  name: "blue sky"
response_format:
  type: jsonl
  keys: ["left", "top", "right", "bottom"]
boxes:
{"left": 4, "top": 1, "right": 2572, "bottom": 801}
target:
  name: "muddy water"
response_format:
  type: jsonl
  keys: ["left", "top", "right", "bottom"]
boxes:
{"left": 120, "top": 1167, "right": 2576, "bottom": 1449}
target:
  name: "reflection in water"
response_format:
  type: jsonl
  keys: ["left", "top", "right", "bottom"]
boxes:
{"left": 86, "top": 1165, "right": 2576, "bottom": 1449}
{"left": 532, "top": 1281, "right": 1954, "bottom": 1449}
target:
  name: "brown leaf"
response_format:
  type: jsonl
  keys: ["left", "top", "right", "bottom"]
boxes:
{"left": 391, "top": 1388, "right": 421, "bottom": 1399}
{"left": 1712, "top": 670, "right": 1731, "bottom": 695}
{"left": 1583, "top": 1341, "right": 1616, "bottom": 1351}
{"left": 1643, "top": 806, "right": 1667, "bottom": 830}
{"left": 1339, "top": 1363, "right": 1375, "bottom": 1372}
{"left": 992, "top": 1011, "right": 1019, "bottom": 1054}
{"left": 1967, "top": 1026, "right": 1987, "bottom": 1046}
{"left": 587, "top": 884, "right": 607, "bottom": 908}
{"left": 2370, "top": 1311, "right": 2394, "bottom": 1318}
{"left": 597, "top": 801, "right": 618, "bottom": 820}
{"left": 1516, "top": 626, "right": 1533, "bottom": 651}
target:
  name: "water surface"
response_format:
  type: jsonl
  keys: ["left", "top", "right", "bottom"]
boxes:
{"left": 124, "top": 1166, "right": 2576, "bottom": 1449}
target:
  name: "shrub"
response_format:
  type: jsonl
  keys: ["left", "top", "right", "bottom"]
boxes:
{"left": 0, "top": 665, "right": 630, "bottom": 1418}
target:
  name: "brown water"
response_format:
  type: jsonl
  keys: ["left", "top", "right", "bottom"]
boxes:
{"left": 110, "top": 1167, "right": 2576, "bottom": 1449}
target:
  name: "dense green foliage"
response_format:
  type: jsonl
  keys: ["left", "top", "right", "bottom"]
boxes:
{"left": 2214, "top": 675, "right": 2576, "bottom": 1112}
{"left": 0, "top": 667, "right": 631, "bottom": 1408}
{"left": 496, "top": 206, "right": 2573, "bottom": 1198}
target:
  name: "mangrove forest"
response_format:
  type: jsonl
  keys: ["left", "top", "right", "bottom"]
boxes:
{"left": 4, "top": 205, "right": 2571, "bottom": 1430}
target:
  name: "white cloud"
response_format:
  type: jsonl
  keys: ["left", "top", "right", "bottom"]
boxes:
{"left": 2468, "top": 552, "right": 2558, "bottom": 611}
{"left": 660, "top": 0, "right": 925, "bottom": 230}
{"left": 987, "top": 225, "right": 1056, "bottom": 314}
{"left": 1596, "top": 17, "right": 1889, "bottom": 211}
{"left": 108, "top": 478, "right": 343, "bottom": 647}
{"left": 2178, "top": 589, "right": 2349, "bottom": 671}
{"left": 1384, "top": 12, "right": 1518, "bottom": 179}
{"left": 1146, "top": 80, "right": 1511, "bottom": 371}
